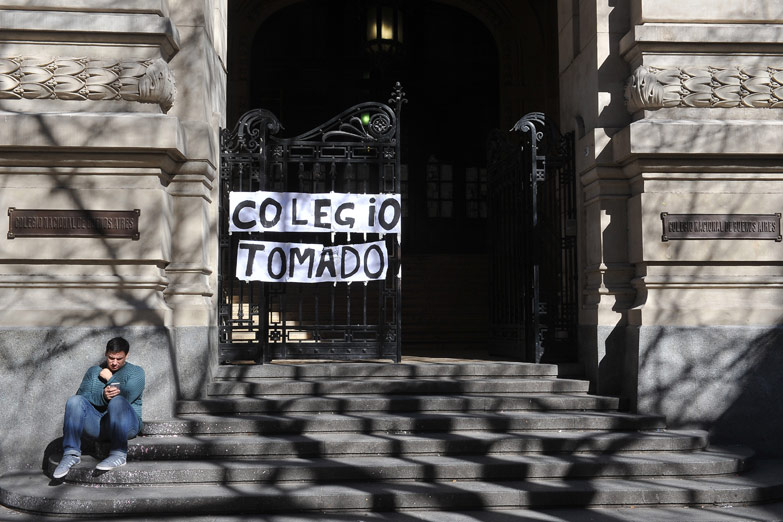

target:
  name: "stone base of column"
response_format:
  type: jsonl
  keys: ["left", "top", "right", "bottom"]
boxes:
{"left": 626, "top": 324, "right": 783, "bottom": 457}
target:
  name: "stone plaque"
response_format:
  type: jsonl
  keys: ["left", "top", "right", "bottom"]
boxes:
{"left": 661, "top": 213, "right": 781, "bottom": 242}
{"left": 7, "top": 208, "right": 140, "bottom": 240}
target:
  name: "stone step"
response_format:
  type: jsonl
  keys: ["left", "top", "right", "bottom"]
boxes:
{"left": 6, "top": 503, "right": 783, "bottom": 522}
{"left": 176, "top": 393, "right": 620, "bottom": 415}
{"left": 113, "top": 430, "right": 709, "bottom": 460}
{"left": 4, "top": 459, "right": 783, "bottom": 516}
{"left": 207, "top": 377, "right": 590, "bottom": 396}
{"left": 213, "top": 361, "right": 561, "bottom": 380}
{"left": 11, "top": 504, "right": 783, "bottom": 522}
{"left": 142, "top": 411, "right": 667, "bottom": 437}
{"left": 47, "top": 447, "right": 753, "bottom": 486}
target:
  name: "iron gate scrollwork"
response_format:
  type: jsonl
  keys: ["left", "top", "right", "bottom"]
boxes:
{"left": 488, "top": 112, "right": 577, "bottom": 363}
{"left": 218, "top": 84, "right": 406, "bottom": 363}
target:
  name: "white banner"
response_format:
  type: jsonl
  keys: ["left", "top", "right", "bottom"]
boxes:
{"left": 229, "top": 191, "right": 401, "bottom": 234}
{"left": 236, "top": 240, "right": 389, "bottom": 283}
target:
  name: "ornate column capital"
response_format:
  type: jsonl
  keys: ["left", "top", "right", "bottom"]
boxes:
{"left": 626, "top": 64, "right": 783, "bottom": 112}
{"left": 0, "top": 57, "right": 176, "bottom": 113}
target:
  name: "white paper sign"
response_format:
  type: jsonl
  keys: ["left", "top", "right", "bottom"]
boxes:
{"left": 229, "top": 191, "right": 401, "bottom": 234}
{"left": 236, "top": 240, "right": 389, "bottom": 283}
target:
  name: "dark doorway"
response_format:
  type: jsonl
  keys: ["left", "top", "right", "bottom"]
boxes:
{"left": 227, "top": 0, "right": 561, "bottom": 359}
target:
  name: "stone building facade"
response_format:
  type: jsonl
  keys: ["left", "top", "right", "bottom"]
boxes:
{"left": 0, "top": 0, "right": 781, "bottom": 474}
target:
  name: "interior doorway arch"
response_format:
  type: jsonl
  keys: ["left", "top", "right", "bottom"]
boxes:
{"left": 227, "top": 0, "right": 559, "bottom": 127}
{"left": 225, "top": 0, "right": 560, "bottom": 359}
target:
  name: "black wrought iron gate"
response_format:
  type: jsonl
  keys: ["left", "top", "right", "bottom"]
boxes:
{"left": 218, "top": 85, "right": 406, "bottom": 363}
{"left": 487, "top": 113, "right": 577, "bottom": 363}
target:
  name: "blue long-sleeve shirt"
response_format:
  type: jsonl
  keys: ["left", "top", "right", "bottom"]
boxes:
{"left": 76, "top": 361, "right": 145, "bottom": 431}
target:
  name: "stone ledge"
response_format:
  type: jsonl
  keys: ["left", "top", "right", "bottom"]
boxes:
{"left": 614, "top": 120, "right": 783, "bottom": 163}
{"left": 0, "top": 99, "right": 164, "bottom": 115}
{"left": 635, "top": 275, "right": 783, "bottom": 287}
{"left": 0, "top": 293, "right": 173, "bottom": 326}
{"left": 165, "top": 262, "right": 212, "bottom": 274}
{"left": 621, "top": 23, "right": 783, "bottom": 57}
{"left": 0, "top": 112, "right": 215, "bottom": 172}
{"left": 628, "top": 298, "right": 783, "bottom": 327}
{"left": 640, "top": 107, "right": 783, "bottom": 121}
{"left": 0, "top": 274, "right": 168, "bottom": 290}
{"left": 632, "top": 0, "right": 783, "bottom": 25}
{"left": 0, "top": 111, "right": 183, "bottom": 151}
{"left": 0, "top": 166, "right": 166, "bottom": 182}
{"left": 0, "top": 9, "right": 180, "bottom": 59}
{"left": 163, "top": 283, "right": 212, "bottom": 296}
{"left": 165, "top": 175, "right": 213, "bottom": 201}
{"left": 0, "top": 0, "right": 168, "bottom": 16}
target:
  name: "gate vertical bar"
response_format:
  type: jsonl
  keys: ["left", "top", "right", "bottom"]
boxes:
{"left": 218, "top": 109, "right": 282, "bottom": 363}
{"left": 389, "top": 82, "right": 406, "bottom": 362}
{"left": 511, "top": 113, "right": 546, "bottom": 363}
{"left": 489, "top": 113, "right": 577, "bottom": 364}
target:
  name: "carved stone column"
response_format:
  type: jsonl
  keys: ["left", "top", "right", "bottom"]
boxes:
{"left": 558, "top": 0, "right": 634, "bottom": 395}
{"left": 615, "top": 0, "right": 783, "bottom": 455}
{"left": 0, "top": 0, "right": 227, "bottom": 474}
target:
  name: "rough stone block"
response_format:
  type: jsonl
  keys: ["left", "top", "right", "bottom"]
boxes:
{"left": 631, "top": 325, "right": 783, "bottom": 456}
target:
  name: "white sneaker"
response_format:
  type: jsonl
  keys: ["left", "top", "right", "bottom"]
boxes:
{"left": 95, "top": 453, "right": 127, "bottom": 471}
{"left": 52, "top": 454, "right": 80, "bottom": 479}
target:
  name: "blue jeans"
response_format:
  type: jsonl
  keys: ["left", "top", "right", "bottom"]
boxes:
{"left": 62, "top": 395, "right": 139, "bottom": 458}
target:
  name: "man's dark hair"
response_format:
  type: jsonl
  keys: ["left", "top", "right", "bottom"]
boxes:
{"left": 105, "top": 337, "right": 130, "bottom": 354}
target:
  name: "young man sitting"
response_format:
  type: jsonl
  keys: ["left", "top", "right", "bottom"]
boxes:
{"left": 52, "top": 336, "right": 145, "bottom": 478}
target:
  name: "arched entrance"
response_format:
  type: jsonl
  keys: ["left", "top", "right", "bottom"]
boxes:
{"left": 224, "top": 0, "right": 562, "bottom": 361}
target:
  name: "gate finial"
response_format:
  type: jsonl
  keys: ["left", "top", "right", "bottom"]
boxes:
{"left": 389, "top": 82, "right": 407, "bottom": 114}
{"left": 221, "top": 108, "right": 283, "bottom": 154}
{"left": 510, "top": 112, "right": 563, "bottom": 146}
{"left": 510, "top": 112, "right": 546, "bottom": 135}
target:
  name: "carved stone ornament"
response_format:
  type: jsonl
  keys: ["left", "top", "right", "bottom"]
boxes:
{"left": 626, "top": 65, "right": 783, "bottom": 112}
{"left": 0, "top": 57, "right": 176, "bottom": 112}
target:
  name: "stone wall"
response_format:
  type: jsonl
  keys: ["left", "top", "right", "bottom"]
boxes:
{"left": 558, "top": 0, "right": 634, "bottom": 395}
{"left": 562, "top": 0, "right": 783, "bottom": 454}
{"left": 0, "top": 0, "right": 226, "bottom": 473}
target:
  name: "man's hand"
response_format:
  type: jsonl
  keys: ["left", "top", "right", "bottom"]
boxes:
{"left": 99, "top": 368, "right": 113, "bottom": 382}
{"left": 104, "top": 385, "right": 120, "bottom": 401}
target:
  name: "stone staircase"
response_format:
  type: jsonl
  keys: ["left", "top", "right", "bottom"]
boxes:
{"left": 2, "top": 360, "right": 783, "bottom": 518}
